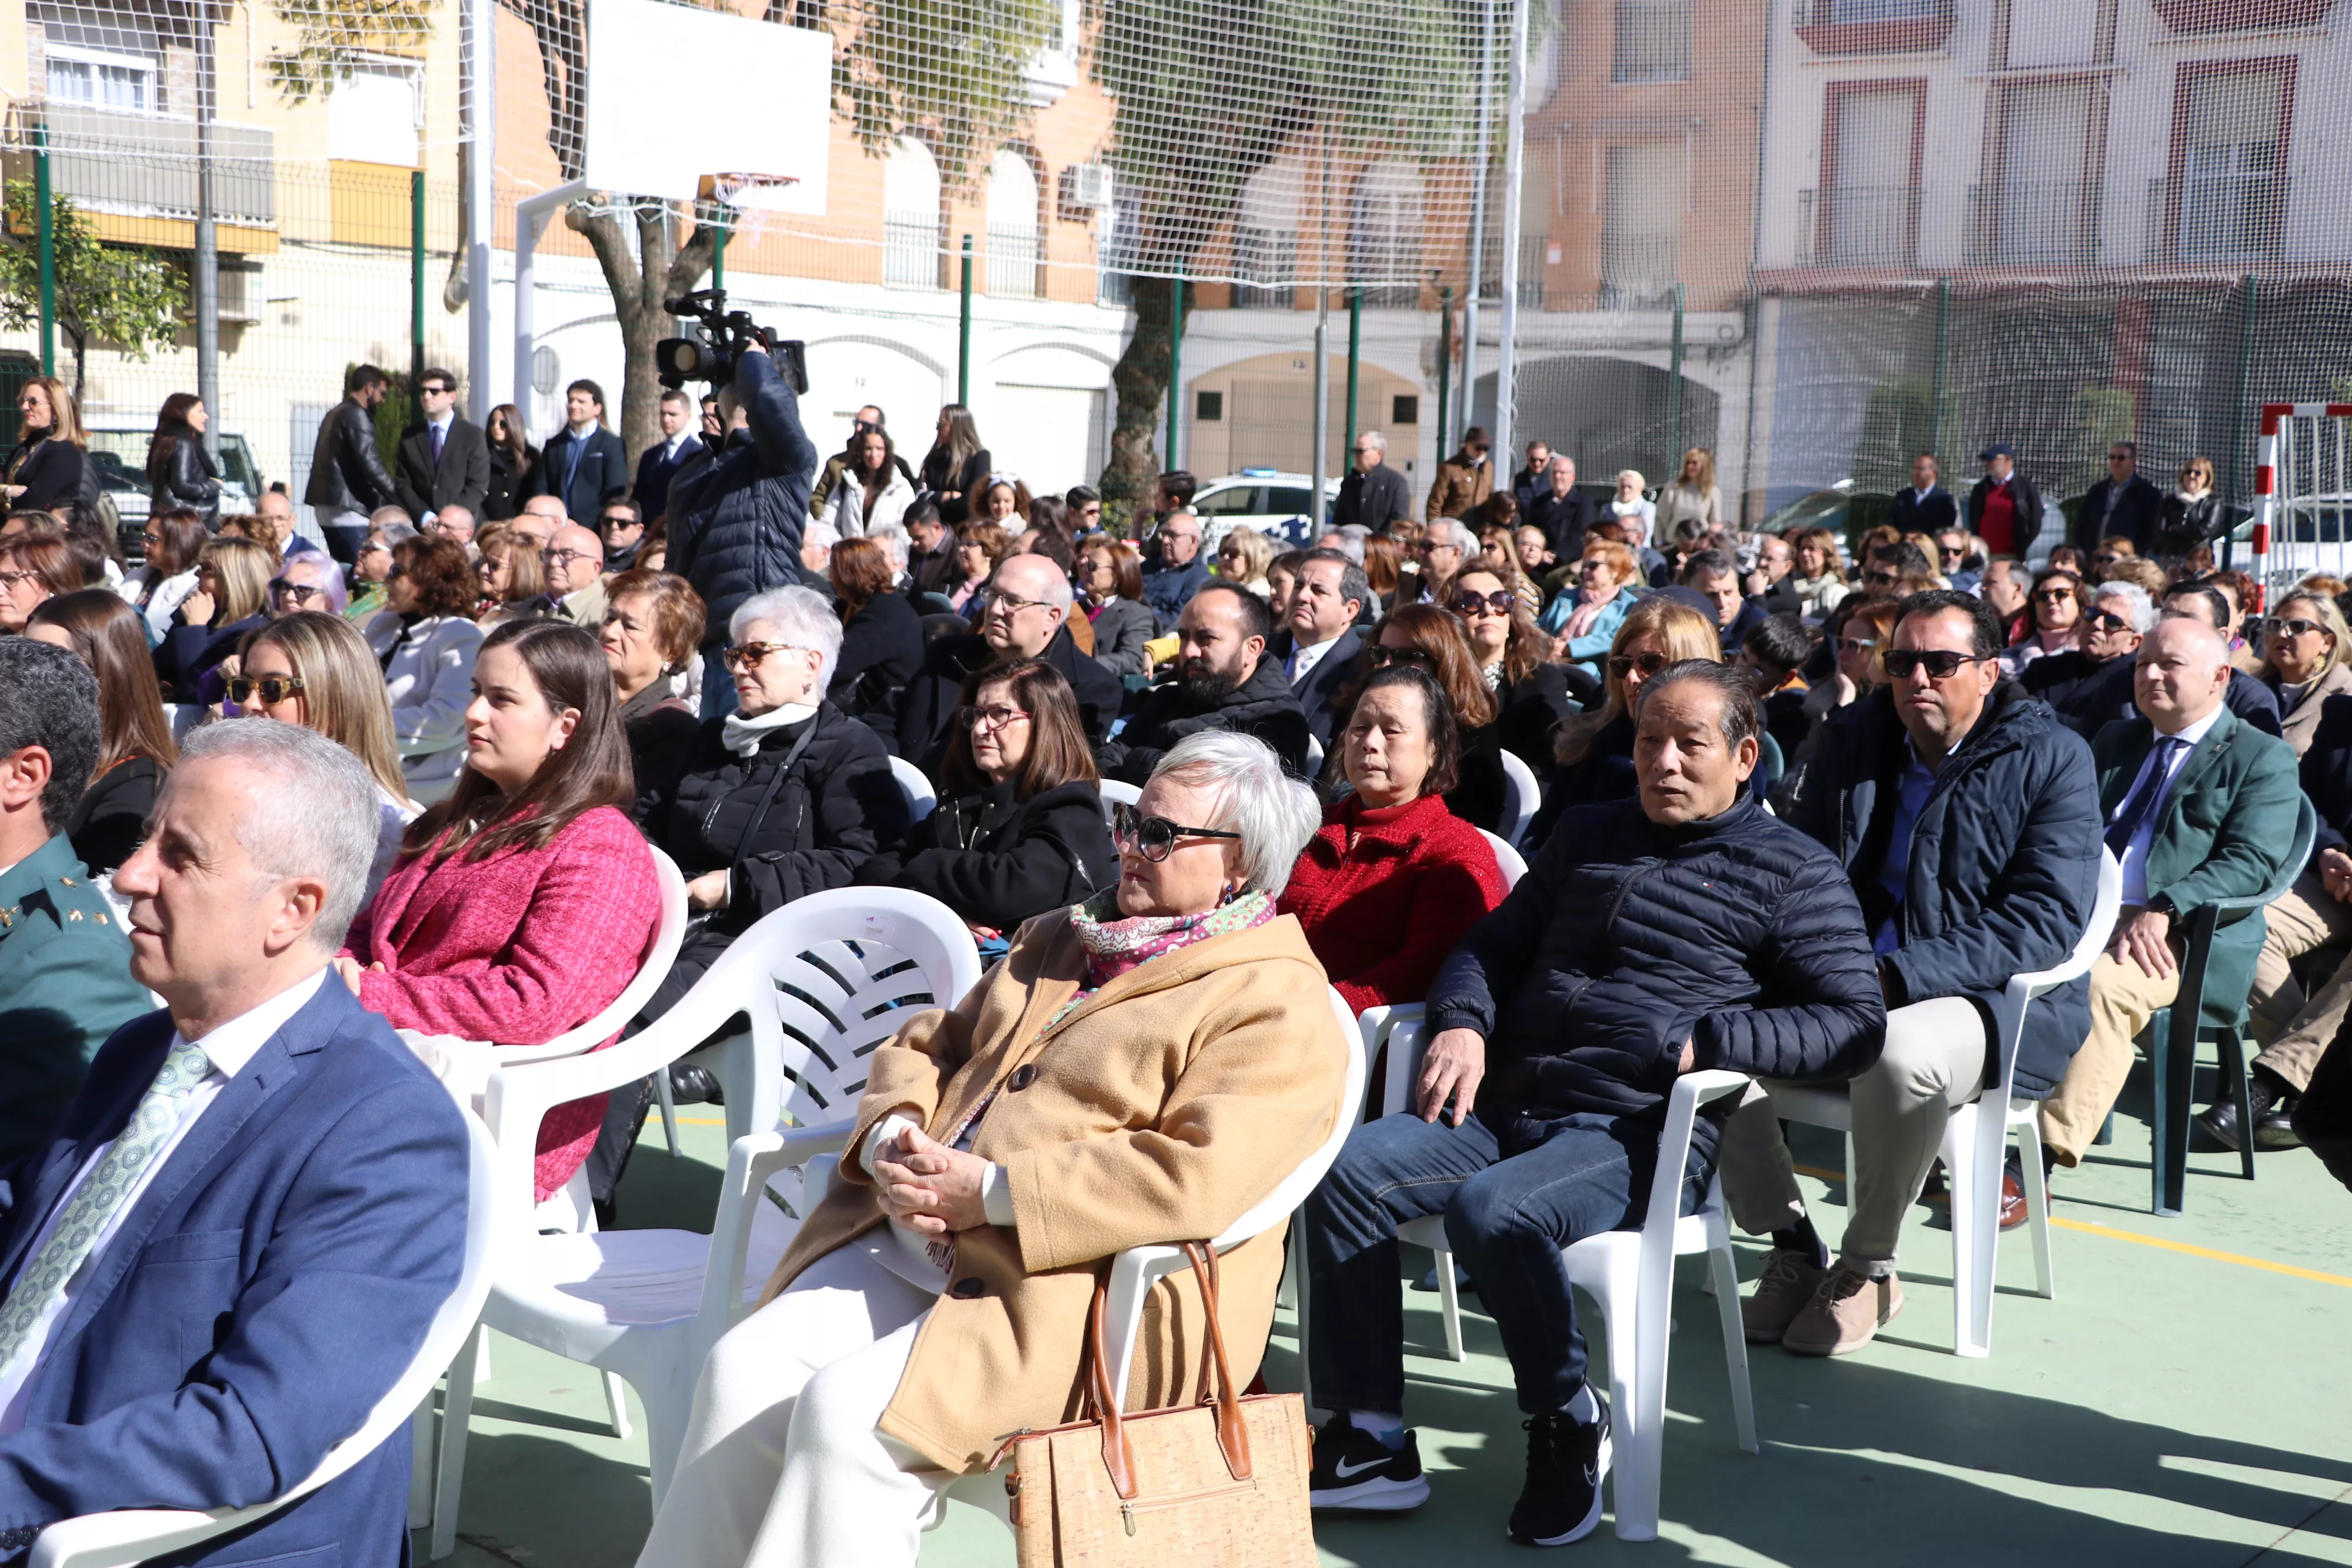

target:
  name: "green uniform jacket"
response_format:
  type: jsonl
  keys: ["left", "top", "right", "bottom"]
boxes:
{"left": 0, "top": 832, "right": 153, "bottom": 1165}
{"left": 2092, "top": 706, "right": 2302, "bottom": 1031}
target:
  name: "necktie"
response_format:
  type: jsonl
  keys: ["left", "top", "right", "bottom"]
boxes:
{"left": 0, "top": 1039, "right": 211, "bottom": 1373}
{"left": 429, "top": 422, "right": 445, "bottom": 466}
{"left": 2103, "top": 736, "right": 2187, "bottom": 861}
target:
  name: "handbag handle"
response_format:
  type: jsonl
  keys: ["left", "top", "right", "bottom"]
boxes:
{"left": 1079, "top": 1242, "right": 1254, "bottom": 1501}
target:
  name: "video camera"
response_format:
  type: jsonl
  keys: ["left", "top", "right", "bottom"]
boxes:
{"left": 655, "top": 289, "right": 809, "bottom": 394}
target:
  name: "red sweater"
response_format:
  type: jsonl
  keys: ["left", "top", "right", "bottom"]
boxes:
{"left": 1278, "top": 793, "right": 1508, "bottom": 1014}
{"left": 345, "top": 805, "right": 661, "bottom": 1202}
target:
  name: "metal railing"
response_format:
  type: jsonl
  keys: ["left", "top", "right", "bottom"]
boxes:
{"left": 1964, "top": 179, "right": 2101, "bottom": 267}
{"left": 2144, "top": 172, "right": 2288, "bottom": 264}
{"left": 985, "top": 224, "right": 1039, "bottom": 298}
{"left": 1795, "top": 185, "right": 1920, "bottom": 267}
{"left": 22, "top": 106, "right": 276, "bottom": 228}
{"left": 1231, "top": 226, "right": 1296, "bottom": 308}
{"left": 1601, "top": 231, "right": 1681, "bottom": 308}
{"left": 881, "top": 214, "right": 939, "bottom": 288}
{"left": 1792, "top": 0, "right": 1949, "bottom": 22}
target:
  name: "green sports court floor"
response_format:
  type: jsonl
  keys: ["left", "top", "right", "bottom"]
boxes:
{"left": 420, "top": 1063, "right": 2352, "bottom": 1567}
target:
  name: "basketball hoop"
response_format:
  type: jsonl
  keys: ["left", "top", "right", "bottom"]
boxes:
{"left": 699, "top": 172, "right": 803, "bottom": 213}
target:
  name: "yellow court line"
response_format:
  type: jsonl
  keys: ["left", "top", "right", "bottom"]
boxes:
{"left": 1793, "top": 1161, "right": 2352, "bottom": 1292}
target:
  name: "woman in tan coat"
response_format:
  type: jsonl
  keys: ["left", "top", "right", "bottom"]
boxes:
{"left": 640, "top": 730, "right": 1347, "bottom": 1568}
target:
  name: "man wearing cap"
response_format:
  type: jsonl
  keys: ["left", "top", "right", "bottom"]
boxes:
{"left": 1966, "top": 445, "right": 2042, "bottom": 560}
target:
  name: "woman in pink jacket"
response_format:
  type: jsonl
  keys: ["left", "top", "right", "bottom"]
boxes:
{"left": 337, "top": 619, "right": 661, "bottom": 1203}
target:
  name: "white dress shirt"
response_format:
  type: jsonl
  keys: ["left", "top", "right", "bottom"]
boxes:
{"left": 1287, "top": 635, "right": 1344, "bottom": 687}
{"left": 0, "top": 968, "right": 328, "bottom": 1433}
{"left": 2114, "top": 707, "right": 2223, "bottom": 906}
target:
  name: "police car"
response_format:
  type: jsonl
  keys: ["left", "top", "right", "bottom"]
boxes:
{"left": 1190, "top": 469, "right": 1342, "bottom": 553}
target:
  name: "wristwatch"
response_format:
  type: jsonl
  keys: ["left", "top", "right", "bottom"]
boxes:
{"left": 2147, "top": 892, "right": 2179, "bottom": 922}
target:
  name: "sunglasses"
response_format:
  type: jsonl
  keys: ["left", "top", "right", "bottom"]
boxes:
{"left": 269, "top": 580, "right": 324, "bottom": 604}
{"left": 1608, "top": 649, "right": 1671, "bottom": 680}
{"left": 1883, "top": 649, "right": 1989, "bottom": 681}
{"left": 1450, "top": 590, "right": 1515, "bottom": 618}
{"left": 1864, "top": 569, "right": 1902, "bottom": 586}
{"left": 2266, "top": 617, "right": 2330, "bottom": 640}
{"left": 226, "top": 674, "right": 304, "bottom": 706}
{"left": 721, "top": 640, "right": 794, "bottom": 671}
{"left": 1368, "top": 644, "right": 1436, "bottom": 670}
{"left": 1839, "top": 635, "right": 1879, "bottom": 654}
{"left": 2033, "top": 587, "right": 2076, "bottom": 603}
{"left": 2086, "top": 610, "right": 2134, "bottom": 633}
{"left": 1111, "top": 802, "right": 1243, "bottom": 863}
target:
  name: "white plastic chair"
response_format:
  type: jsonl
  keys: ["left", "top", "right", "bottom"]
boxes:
{"left": 31, "top": 1110, "right": 500, "bottom": 1568}
{"left": 1762, "top": 848, "right": 2119, "bottom": 1358}
{"left": 890, "top": 755, "right": 937, "bottom": 823}
{"left": 1497, "top": 749, "right": 1540, "bottom": 849}
{"left": 429, "top": 889, "right": 980, "bottom": 1554}
{"left": 1476, "top": 828, "right": 1528, "bottom": 888}
{"left": 1331, "top": 1023, "right": 1756, "bottom": 1540}
{"left": 1304, "top": 731, "right": 1326, "bottom": 778}
{"left": 1096, "top": 777, "right": 1142, "bottom": 834}
{"left": 501, "top": 845, "right": 691, "bottom": 1072}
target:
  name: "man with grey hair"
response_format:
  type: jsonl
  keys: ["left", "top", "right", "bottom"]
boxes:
{"left": 429, "top": 502, "right": 478, "bottom": 553}
{"left": 896, "top": 553, "right": 1121, "bottom": 776}
{"left": 2024, "top": 580, "right": 2156, "bottom": 741}
{"left": 1335, "top": 429, "right": 1410, "bottom": 534}
{"left": 0, "top": 641, "right": 151, "bottom": 1166}
{"left": 253, "top": 487, "right": 330, "bottom": 567}
{"left": 1302, "top": 659, "right": 1880, "bottom": 1544}
{"left": 546, "top": 521, "right": 610, "bottom": 629}
{"left": 1285, "top": 546, "right": 1370, "bottom": 750}
{"left": 0, "top": 719, "right": 470, "bottom": 1564}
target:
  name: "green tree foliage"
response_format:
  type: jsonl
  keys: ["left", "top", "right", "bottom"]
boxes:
{"left": 0, "top": 182, "right": 188, "bottom": 400}
{"left": 833, "top": 0, "right": 1058, "bottom": 188}
{"left": 264, "top": 0, "right": 439, "bottom": 102}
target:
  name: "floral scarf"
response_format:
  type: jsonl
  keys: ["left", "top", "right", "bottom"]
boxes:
{"left": 1044, "top": 887, "right": 1276, "bottom": 1030}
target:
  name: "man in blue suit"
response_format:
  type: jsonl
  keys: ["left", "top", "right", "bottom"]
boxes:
{"left": 535, "top": 378, "right": 631, "bottom": 525}
{"left": 0, "top": 721, "right": 469, "bottom": 1566}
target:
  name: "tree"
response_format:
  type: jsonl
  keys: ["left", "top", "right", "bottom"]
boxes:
{"left": 567, "top": 202, "right": 722, "bottom": 460}
{"left": 0, "top": 182, "right": 189, "bottom": 401}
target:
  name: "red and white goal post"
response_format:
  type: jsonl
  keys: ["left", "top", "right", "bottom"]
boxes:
{"left": 2252, "top": 402, "right": 2352, "bottom": 612}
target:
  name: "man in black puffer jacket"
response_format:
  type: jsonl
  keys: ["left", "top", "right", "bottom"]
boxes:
{"left": 1302, "top": 661, "right": 1880, "bottom": 1547}
{"left": 667, "top": 345, "right": 819, "bottom": 717}
{"left": 1725, "top": 590, "right": 2102, "bottom": 1357}
{"left": 1097, "top": 583, "right": 1309, "bottom": 783}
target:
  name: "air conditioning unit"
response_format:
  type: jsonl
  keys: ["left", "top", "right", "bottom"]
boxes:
{"left": 1060, "top": 162, "right": 1111, "bottom": 218}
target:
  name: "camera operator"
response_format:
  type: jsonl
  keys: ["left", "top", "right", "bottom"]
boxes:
{"left": 666, "top": 337, "right": 820, "bottom": 718}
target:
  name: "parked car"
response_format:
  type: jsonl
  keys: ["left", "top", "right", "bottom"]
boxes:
{"left": 1756, "top": 482, "right": 1896, "bottom": 561}
{"left": 87, "top": 426, "right": 261, "bottom": 559}
{"left": 1191, "top": 469, "right": 1341, "bottom": 551}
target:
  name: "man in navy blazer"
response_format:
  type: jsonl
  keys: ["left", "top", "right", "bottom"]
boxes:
{"left": 535, "top": 378, "right": 631, "bottom": 525}
{"left": 1286, "top": 547, "right": 1368, "bottom": 752}
{"left": 633, "top": 386, "right": 704, "bottom": 522}
{"left": 0, "top": 721, "right": 468, "bottom": 1567}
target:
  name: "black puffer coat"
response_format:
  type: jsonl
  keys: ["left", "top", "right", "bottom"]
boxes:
{"left": 1524, "top": 710, "right": 1638, "bottom": 850}
{"left": 667, "top": 350, "right": 818, "bottom": 651}
{"left": 857, "top": 778, "right": 1116, "bottom": 932}
{"left": 1099, "top": 655, "right": 1311, "bottom": 784}
{"left": 651, "top": 704, "right": 909, "bottom": 933}
{"left": 1429, "top": 795, "right": 1883, "bottom": 1157}
{"left": 1781, "top": 682, "right": 2101, "bottom": 1099}
{"left": 897, "top": 626, "right": 1123, "bottom": 779}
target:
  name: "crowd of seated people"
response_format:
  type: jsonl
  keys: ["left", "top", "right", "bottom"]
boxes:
{"left": 22, "top": 404, "right": 2352, "bottom": 1568}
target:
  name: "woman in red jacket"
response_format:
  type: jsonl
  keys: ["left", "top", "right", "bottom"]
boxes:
{"left": 1279, "top": 664, "right": 1508, "bottom": 1013}
{"left": 335, "top": 619, "right": 661, "bottom": 1203}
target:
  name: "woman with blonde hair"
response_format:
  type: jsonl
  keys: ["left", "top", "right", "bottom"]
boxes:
{"left": 1785, "top": 524, "right": 1851, "bottom": 620}
{"left": 154, "top": 534, "right": 272, "bottom": 700}
{"left": 2160, "top": 455, "right": 2224, "bottom": 557}
{"left": 1214, "top": 522, "right": 1276, "bottom": 597}
{"left": 4, "top": 375, "right": 89, "bottom": 512}
{"left": 2259, "top": 589, "right": 2352, "bottom": 757}
{"left": 1527, "top": 596, "right": 1720, "bottom": 846}
{"left": 233, "top": 609, "right": 421, "bottom": 896}
{"left": 1655, "top": 446, "right": 1721, "bottom": 540}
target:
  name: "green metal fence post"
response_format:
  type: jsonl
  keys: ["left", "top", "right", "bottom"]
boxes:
{"left": 1166, "top": 263, "right": 1185, "bottom": 469}
{"left": 411, "top": 169, "right": 426, "bottom": 416}
{"left": 958, "top": 235, "right": 974, "bottom": 405}
{"left": 1345, "top": 286, "right": 1363, "bottom": 465}
{"left": 32, "top": 125, "right": 54, "bottom": 377}
{"left": 1668, "top": 282, "right": 1685, "bottom": 466}
{"left": 712, "top": 218, "right": 727, "bottom": 293}
{"left": 2227, "top": 273, "right": 2259, "bottom": 529}
{"left": 1436, "top": 285, "right": 1453, "bottom": 460}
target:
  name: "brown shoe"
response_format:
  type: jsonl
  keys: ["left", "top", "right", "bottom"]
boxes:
{"left": 1999, "top": 1170, "right": 2027, "bottom": 1231}
{"left": 1781, "top": 1265, "right": 1903, "bottom": 1357}
{"left": 1740, "top": 1247, "right": 1827, "bottom": 1344}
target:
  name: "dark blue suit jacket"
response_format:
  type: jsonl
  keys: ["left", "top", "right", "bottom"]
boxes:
{"left": 0, "top": 978, "right": 469, "bottom": 1566}
{"left": 1291, "top": 625, "right": 1363, "bottom": 752}
{"left": 535, "top": 424, "right": 631, "bottom": 525}
{"left": 633, "top": 432, "right": 704, "bottom": 522}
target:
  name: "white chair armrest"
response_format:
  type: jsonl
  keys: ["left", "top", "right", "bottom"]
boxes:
{"left": 31, "top": 1510, "right": 222, "bottom": 1568}
{"left": 702, "top": 1119, "right": 861, "bottom": 1327}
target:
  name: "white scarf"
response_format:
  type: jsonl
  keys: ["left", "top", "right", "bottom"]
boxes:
{"left": 721, "top": 701, "right": 819, "bottom": 759}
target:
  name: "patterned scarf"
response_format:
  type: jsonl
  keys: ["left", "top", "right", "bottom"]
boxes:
{"left": 1044, "top": 887, "right": 1275, "bottom": 1030}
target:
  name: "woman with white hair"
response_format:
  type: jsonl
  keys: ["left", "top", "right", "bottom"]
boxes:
{"left": 1600, "top": 468, "right": 1656, "bottom": 548}
{"left": 636, "top": 730, "right": 1349, "bottom": 1568}
{"left": 639, "top": 585, "right": 910, "bottom": 1020}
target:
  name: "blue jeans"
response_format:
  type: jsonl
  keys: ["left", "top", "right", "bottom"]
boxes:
{"left": 1303, "top": 1109, "right": 1711, "bottom": 1419}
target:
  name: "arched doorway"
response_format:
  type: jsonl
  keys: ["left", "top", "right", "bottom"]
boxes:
{"left": 1474, "top": 356, "right": 1720, "bottom": 488}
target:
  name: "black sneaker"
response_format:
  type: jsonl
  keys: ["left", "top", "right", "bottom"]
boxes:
{"left": 1507, "top": 1399, "right": 1611, "bottom": 1547}
{"left": 2257, "top": 1089, "right": 2304, "bottom": 1151}
{"left": 1307, "top": 1415, "right": 1429, "bottom": 1511}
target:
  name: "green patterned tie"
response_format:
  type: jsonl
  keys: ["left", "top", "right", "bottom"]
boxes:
{"left": 0, "top": 1039, "right": 213, "bottom": 1373}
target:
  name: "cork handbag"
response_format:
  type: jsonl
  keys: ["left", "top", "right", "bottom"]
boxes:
{"left": 988, "top": 1242, "right": 1318, "bottom": 1567}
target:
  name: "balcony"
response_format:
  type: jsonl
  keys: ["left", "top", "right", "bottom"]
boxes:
{"left": 15, "top": 102, "right": 275, "bottom": 246}
{"left": 2150, "top": 0, "right": 2335, "bottom": 33}
{"left": 2143, "top": 172, "right": 2288, "bottom": 264}
{"left": 1796, "top": 185, "right": 1920, "bottom": 268}
{"left": 1600, "top": 233, "right": 1681, "bottom": 308}
{"left": 1964, "top": 179, "right": 2101, "bottom": 267}
{"left": 1793, "top": 0, "right": 1955, "bottom": 54}
{"left": 1231, "top": 226, "right": 1296, "bottom": 309}
{"left": 881, "top": 214, "right": 938, "bottom": 288}
{"left": 985, "top": 223, "right": 1038, "bottom": 299}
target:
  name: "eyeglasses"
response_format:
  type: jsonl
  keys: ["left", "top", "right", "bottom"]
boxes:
{"left": 386, "top": 564, "right": 409, "bottom": 582}
{"left": 270, "top": 580, "right": 324, "bottom": 605}
{"left": 1111, "top": 802, "right": 1243, "bottom": 863}
{"left": 1864, "top": 568, "right": 1902, "bottom": 586}
{"left": 1883, "top": 649, "right": 1990, "bottom": 681}
{"left": 2086, "top": 610, "right": 2134, "bottom": 633}
{"left": 1838, "top": 636, "right": 1879, "bottom": 654}
{"left": 0, "top": 569, "right": 40, "bottom": 589}
{"left": 226, "top": 674, "right": 304, "bottom": 706}
{"left": 2266, "top": 617, "right": 2330, "bottom": 640}
{"left": 721, "top": 640, "right": 795, "bottom": 671}
{"left": 958, "top": 704, "right": 1031, "bottom": 732}
{"left": 1368, "top": 644, "right": 1436, "bottom": 671}
{"left": 358, "top": 539, "right": 390, "bottom": 556}
{"left": 544, "top": 548, "right": 599, "bottom": 569}
{"left": 1450, "top": 590, "right": 1515, "bottom": 618}
{"left": 1608, "top": 649, "right": 1672, "bottom": 681}
{"left": 989, "top": 590, "right": 1056, "bottom": 616}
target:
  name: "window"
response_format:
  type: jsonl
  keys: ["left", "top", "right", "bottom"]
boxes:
{"left": 1195, "top": 486, "right": 1265, "bottom": 517}
{"left": 1988, "top": 80, "right": 2095, "bottom": 266}
{"left": 883, "top": 136, "right": 941, "bottom": 289}
{"left": 45, "top": 44, "right": 155, "bottom": 114}
{"left": 1603, "top": 141, "right": 1683, "bottom": 306}
{"left": 2173, "top": 63, "right": 2289, "bottom": 262}
{"left": 1792, "top": 0, "right": 1954, "bottom": 55}
{"left": 1195, "top": 390, "right": 1224, "bottom": 422}
{"left": 1613, "top": 0, "right": 1691, "bottom": 84}
{"left": 985, "top": 149, "right": 1040, "bottom": 299}
{"left": 328, "top": 62, "right": 420, "bottom": 166}
{"left": 1391, "top": 396, "right": 1419, "bottom": 426}
{"left": 1819, "top": 83, "right": 1922, "bottom": 265}
{"left": 1348, "top": 163, "right": 1424, "bottom": 307}
{"left": 1234, "top": 159, "right": 1304, "bottom": 308}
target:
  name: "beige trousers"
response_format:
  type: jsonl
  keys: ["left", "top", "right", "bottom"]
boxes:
{"left": 1716, "top": 996, "right": 1988, "bottom": 1277}
{"left": 2040, "top": 950, "right": 2180, "bottom": 1166}
{"left": 2247, "top": 868, "right": 2352, "bottom": 1093}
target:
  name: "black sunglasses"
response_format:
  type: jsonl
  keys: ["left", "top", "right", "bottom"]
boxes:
{"left": 1111, "top": 802, "right": 1243, "bottom": 863}
{"left": 2086, "top": 610, "right": 2134, "bottom": 632}
{"left": 1883, "top": 649, "right": 1990, "bottom": 681}
{"left": 1368, "top": 644, "right": 1436, "bottom": 671}
{"left": 1449, "top": 590, "right": 1516, "bottom": 617}
{"left": 1608, "top": 649, "right": 1671, "bottom": 680}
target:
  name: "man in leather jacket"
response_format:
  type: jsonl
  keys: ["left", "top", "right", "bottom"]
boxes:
{"left": 302, "top": 365, "right": 398, "bottom": 565}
